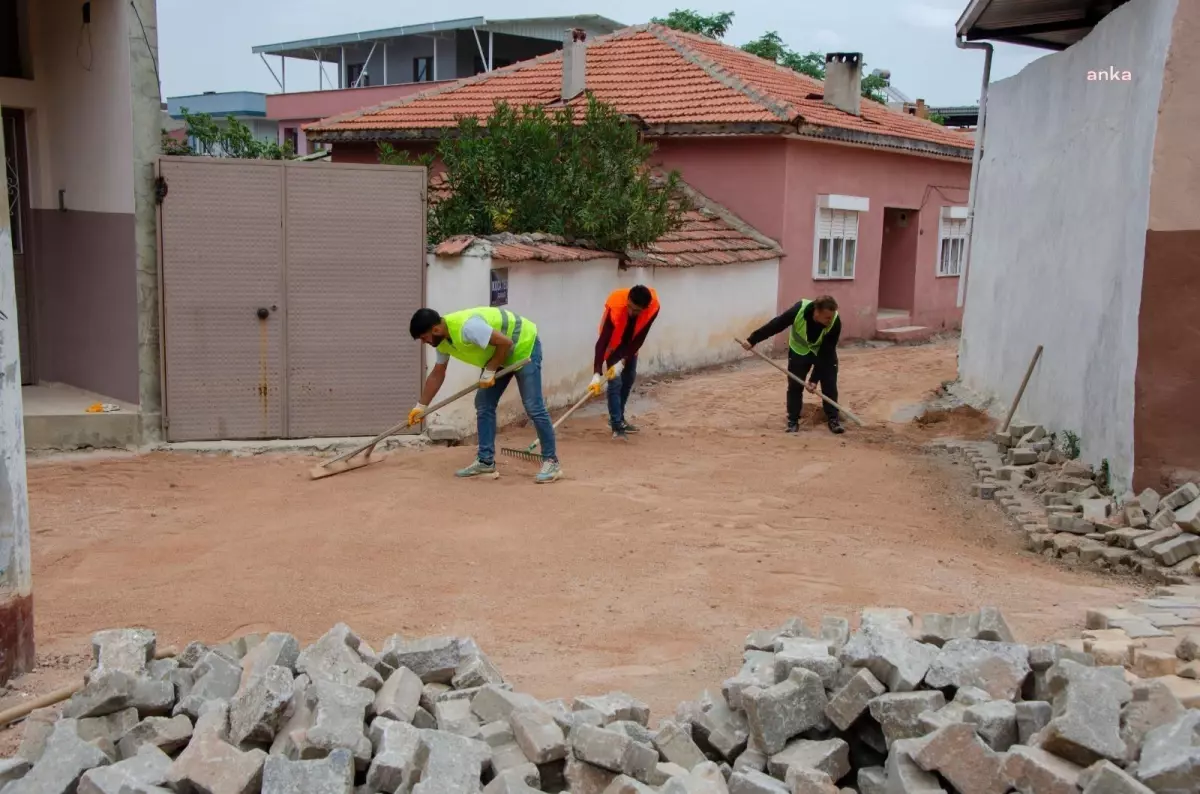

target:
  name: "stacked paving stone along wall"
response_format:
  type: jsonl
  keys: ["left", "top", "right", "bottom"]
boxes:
{"left": 3, "top": 601, "right": 1200, "bottom": 794}
{"left": 933, "top": 424, "right": 1200, "bottom": 588}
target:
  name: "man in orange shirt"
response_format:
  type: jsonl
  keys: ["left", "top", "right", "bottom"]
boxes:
{"left": 588, "top": 285, "right": 660, "bottom": 440}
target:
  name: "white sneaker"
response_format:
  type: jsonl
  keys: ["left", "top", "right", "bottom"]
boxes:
{"left": 455, "top": 459, "right": 498, "bottom": 478}
{"left": 535, "top": 460, "right": 562, "bottom": 484}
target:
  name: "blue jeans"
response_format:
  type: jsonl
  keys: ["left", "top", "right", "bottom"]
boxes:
{"left": 606, "top": 355, "right": 637, "bottom": 430}
{"left": 475, "top": 339, "right": 557, "bottom": 464}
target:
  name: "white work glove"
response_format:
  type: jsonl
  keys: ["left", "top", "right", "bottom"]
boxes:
{"left": 587, "top": 373, "right": 605, "bottom": 397}
{"left": 479, "top": 369, "right": 497, "bottom": 388}
{"left": 607, "top": 360, "right": 626, "bottom": 380}
{"left": 408, "top": 404, "right": 426, "bottom": 425}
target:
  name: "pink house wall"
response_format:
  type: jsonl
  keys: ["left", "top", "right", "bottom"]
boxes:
{"left": 781, "top": 140, "right": 969, "bottom": 339}
{"left": 651, "top": 138, "right": 788, "bottom": 242}
{"left": 654, "top": 136, "right": 970, "bottom": 340}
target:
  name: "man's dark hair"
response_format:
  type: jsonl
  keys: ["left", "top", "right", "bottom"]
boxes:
{"left": 628, "top": 285, "right": 652, "bottom": 309}
{"left": 812, "top": 295, "right": 839, "bottom": 312}
{"left": 409, "top": 308, "right": 442, "bottom": 339}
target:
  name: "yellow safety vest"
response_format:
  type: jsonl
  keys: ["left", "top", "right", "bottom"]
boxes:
{"left": 437, "top": 307, "right": 538, "bottom": 368}
{"left": 789, "top": 299, "right": 837, "bottom": 357}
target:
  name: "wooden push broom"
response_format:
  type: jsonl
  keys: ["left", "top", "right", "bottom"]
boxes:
{"left": 309, "top": 358, "right": 531, "bottom": 481}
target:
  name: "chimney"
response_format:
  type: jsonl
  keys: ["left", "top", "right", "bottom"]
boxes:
{"left": 823, "top": 53, "right": 862, "bottom": 116}
{"left": 915, "top": 99, "right": 928, "bottom": 119}
{"left": 562, "top": 28, "right": 588, "bottom": 102}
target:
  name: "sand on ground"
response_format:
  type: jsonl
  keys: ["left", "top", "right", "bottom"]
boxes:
{"left": 0, "top": 339, "right": 1139, "bottom": 752}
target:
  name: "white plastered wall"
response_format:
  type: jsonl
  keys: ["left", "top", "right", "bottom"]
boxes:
{"left": 423, "top": 253, "right": 779, "bottom": 440}
{"left": 957, "top": 0, "right": 1176, "bottom": 491}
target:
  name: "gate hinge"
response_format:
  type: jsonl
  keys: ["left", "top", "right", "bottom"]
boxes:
{"left": 154, "top": 176, "right": 168, "bottom": 205}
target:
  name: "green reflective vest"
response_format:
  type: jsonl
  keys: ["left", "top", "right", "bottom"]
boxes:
{"left": 789, "top": 299, "right": 837, "bottom": 357}
{"left": 437, "top": 307, "right": 538, "bottom": 368}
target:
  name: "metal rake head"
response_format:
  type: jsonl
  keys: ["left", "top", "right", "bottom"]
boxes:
{"left": 499, "top": 446, "right": 542, "bottom": 463}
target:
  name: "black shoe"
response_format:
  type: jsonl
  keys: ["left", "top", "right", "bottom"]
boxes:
{"left": 828, "top": 417, "right": 845, "bottom": 435}
{"left": 786, "top": 422, "right": 799, "bottom": 433}
{"left": 620, "top": 422, "right": 640, "bottom": 434}
{"left": 612, "top": 428, "right": 628, "bottom": 441}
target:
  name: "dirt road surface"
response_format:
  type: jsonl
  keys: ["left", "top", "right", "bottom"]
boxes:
{"left": 2, "top": 340, "right": 1138, "bottom": 748}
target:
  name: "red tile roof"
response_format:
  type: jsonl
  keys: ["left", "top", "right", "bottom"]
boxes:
{"left": 429, "top": 178, "right": 783, "bottom": 268}
{"left": 309, "top": 25, "right": 972, "bottom": 158}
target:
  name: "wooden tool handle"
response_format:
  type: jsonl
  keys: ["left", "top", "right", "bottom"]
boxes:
{"left": 553, "top": 390, "right": 595, "bottom": 430}
{"left": 0, "top": 646, "right": 178, "bottom": 729}
{"left": 318, "top": 358, "right": 532, "bottom": 468}
{"left": 525, "top": 389, "right": 594, "bottom": 453}
{"left": 735, "top": 338, "right": 865, "bottom": 427}
{"left": 1000, "top": 345, "right": 1042, "bottom": 434}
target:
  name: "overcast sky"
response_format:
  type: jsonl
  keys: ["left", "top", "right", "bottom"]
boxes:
{"left": 158, "top": 0, "right": 1048, "bottom": 106}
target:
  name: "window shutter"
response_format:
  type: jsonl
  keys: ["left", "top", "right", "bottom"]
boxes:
{"left": 843, "top": 211, "right": 859, "bottom": 242}
{"left": 829, "top": 211, "right": 844, "bottom": 240}
{"left": 818, "top": 208, "right": 833, "bottom": 239}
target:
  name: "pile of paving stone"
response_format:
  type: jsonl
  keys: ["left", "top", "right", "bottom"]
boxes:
{"left": 936, "top": 426, "right": 1200, "bottom": 586}
{"left": 2, "top": 604, "right": 1200, "bottom": 794}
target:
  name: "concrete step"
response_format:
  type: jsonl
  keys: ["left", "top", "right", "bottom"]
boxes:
{"left": 875, "top": 311, "right": 912, "bottom": 331}
{"left": 874, "top": 325, "right": 936, "bottom": 343}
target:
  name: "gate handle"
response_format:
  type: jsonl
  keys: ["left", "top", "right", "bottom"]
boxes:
{"left": 256, "top": 307, "right": 270, "bottom": 320}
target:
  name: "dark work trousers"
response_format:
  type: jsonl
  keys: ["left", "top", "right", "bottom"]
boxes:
{"left": 606, "top": 355, "right": 638, "bottom": 430}
{"left": 787, "top": 349, "right": 839, "bottom": 423}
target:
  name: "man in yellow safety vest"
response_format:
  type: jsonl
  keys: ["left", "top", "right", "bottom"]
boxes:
{"left": 409, "top": 306, "right": 561, "bottom": 483}
{"left": 741, "top": 295, "right": 845, "bottom": 435}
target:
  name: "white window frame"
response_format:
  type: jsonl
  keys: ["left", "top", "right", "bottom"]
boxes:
{"left": 937, "top": 206, "right": 969, "bottom": 278}
{"left": 812, "top": 195, "right": 867, "bottom": 280}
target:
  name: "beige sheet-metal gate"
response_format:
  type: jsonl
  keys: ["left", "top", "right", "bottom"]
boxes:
{"left": 157, "top": 157, "right": 426, "bottom": 442}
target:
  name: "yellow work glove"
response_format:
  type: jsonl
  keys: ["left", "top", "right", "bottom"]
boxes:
{"left": 408, "top": 404, "right": 426, "bottom": 426}
{"left": 478, "top": 369, "right": 497, "bottom": 389}
{"left": 607, "top": 360, "right": 626, "bottom": 380}
{"left": 587, "top": 373, "right": 605, "bottom": 397}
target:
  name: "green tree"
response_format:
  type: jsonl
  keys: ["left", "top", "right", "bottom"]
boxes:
{"left": 650, "top": 9, "right": 734, "bottom": 38}
{"left": 740, "top": 32, "right": 888, "bottom": 104}
{"left": 927, "top": 111, "right": 947, "bottom": 126}
{"left": 386, "top": 97, "right": 685, "bottom": 253}
{"left": 655, "top": 10, "right": 890, "bottom": 104}
{"left": 161, "top": 108, "right": 294, "bottom": 159}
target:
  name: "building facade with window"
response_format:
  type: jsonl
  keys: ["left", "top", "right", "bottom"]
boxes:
{"left": 254, "top": 15, "right": 623, "bottom": 156}
{"left": 1, "top": 0, "right": 163, "bottom": 441}
{"left": 310, "top": 25, "right": 974, "bottom": 340}
{"left": 1, "top": 0, "right": 163, "bottom": 684}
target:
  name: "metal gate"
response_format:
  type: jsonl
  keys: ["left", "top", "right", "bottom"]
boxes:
{"left": 157, "top": 157, "right": 426, "bottom": 442}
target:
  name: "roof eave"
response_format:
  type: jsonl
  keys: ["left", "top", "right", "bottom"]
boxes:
{"left": 308, "top": 122, "right": 975, "bottom": 158}
{"left": 252, "top": 17, "right": 486, "bottom": 55}
{"left": 791, "top": 124, "right": 973, "bottom": 161}
{"left": 306, "top": 127, "right": 454, "bottom": 144}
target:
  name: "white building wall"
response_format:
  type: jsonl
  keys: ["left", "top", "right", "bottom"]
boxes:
{"left": 958, "top": 0, "right": 1176, "bottom": 491}
{"left": 423, "top": 253, "right": 779, "bottom": 439}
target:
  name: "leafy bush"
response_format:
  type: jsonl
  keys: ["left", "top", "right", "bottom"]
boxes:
{"left": 1059, "top": 430, "right": 1082, "bottom": 460}
{"left": 392, "top": 97, "right": 684, "bottom": 252}
{"left": 162, "top": 109, "right": 294, "bottom": 160}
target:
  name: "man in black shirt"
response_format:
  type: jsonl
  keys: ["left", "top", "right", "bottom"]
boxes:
{"left": 742, "top": 295, "right": 844, "bottom": 434}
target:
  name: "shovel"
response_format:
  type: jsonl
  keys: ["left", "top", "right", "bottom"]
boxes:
{"left": 735, "top": 338, "right": 865, "bottom": 427}
{"left": 309, "top": 358, "right": 531, "bottom": 480}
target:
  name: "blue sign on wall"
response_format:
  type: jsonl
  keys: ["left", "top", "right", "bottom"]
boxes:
{"left": 490, "top": 268, "right": 509, "bottom": 307}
